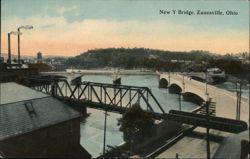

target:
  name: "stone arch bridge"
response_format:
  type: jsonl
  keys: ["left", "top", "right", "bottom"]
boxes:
{"left": 159, "top": 73, "right": 249, "bottom": 124}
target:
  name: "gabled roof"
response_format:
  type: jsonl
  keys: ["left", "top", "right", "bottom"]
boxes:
{"left": 0, "top": 83, "right": 81, "bottom": 141}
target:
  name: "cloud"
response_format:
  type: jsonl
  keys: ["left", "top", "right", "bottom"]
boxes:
{"left": 1, "top": 14, "right": 248, "bottom": 56}
{"left": 57, "top": 5, "right": 78, "bottom": 15}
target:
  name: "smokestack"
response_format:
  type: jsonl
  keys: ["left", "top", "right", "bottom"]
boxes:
{"left": 17, "top": 25, "right": 33, "bottom": 68}
{"left": 18, "top": 28, "right": 20, "bottom": 67}
{"left": 8, "top": 33, "right": 11, "bottom": 66}
{"left": 7, "top": 31, "right": 19, "bottom": 68}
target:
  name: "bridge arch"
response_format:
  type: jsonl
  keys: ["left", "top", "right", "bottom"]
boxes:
{"left": 182, "top": 92, "right": 205, "bottom": 105}
{"left": 159, "top": 78, "right": 168, "bottom": 88}
{"left": 168, "top": 83, "right": 182, "bottom": 94}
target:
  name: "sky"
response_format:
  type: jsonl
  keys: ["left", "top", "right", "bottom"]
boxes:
{"left": 1, "top": 0, "right": 249, "bottom": 56}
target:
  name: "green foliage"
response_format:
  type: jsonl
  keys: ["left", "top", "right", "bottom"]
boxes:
{"left": 208, "top": 59, "right": 248, "bottom": 75}
{"left": 65, "top": 47, "right": 215, "bottom": 70}
{"left": 117, "top": 103, "right": 154, "bottom": 136}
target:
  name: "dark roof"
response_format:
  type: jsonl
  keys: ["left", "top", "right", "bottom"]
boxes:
{"left": 0, "top": 83, "right": 81, "bottom": 141}
{"left": 213, "top": 130, "right": 249, "bottom": 159}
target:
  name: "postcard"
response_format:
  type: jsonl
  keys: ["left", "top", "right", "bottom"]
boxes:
{"left": 0, "top": 0, "right": 249, "bottom": 158}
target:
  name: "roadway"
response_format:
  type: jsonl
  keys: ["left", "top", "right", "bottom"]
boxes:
{"left": 160, "top": 73, "right": 249, "bottom": 124}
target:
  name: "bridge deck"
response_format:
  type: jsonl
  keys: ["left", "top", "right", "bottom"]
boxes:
{"left": 160, "top": 73, "right": 249, "bottom": 124}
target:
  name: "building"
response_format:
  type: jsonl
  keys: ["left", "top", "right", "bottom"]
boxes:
{"left": 0, "top": 82, "right": 91, "bottom": 158}
{"left": 37, "top": 52, "right": 43, "bottom": 63}
{"left": 28, "top": 63, "right": 53, "bottom": 72}
{"left": 0, "top": 57, "right": 3, "bottom": 64}
{"left": 213, "top": 130, "right": 249, "bottom": 159}
{"left": 0, "top": 68, "right": 38, "bottom": 83}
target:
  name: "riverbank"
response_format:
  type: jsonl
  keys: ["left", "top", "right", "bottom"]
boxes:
{"left": 41, "top": 69, "right": 157, "bottom": 76}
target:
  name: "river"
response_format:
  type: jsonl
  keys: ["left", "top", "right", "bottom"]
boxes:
{"left": 75, "top": 74, "right": 199, "bottom": 157}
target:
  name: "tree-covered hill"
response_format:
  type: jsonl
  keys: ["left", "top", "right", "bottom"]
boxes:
{"left": 65, "top": 47, "right": 217, "bottom": 70}
{"left": 64, "top": 48, "right": 249, "bottom": 80}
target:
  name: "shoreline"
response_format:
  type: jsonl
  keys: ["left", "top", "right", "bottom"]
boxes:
{"left": 42, "top": 69, "right": 157, "bottom": 75}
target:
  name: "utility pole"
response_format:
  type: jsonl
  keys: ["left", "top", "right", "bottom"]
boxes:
{"left": 238, "top": 81, "right": 242, "bottom": 120}
{"left": 206, "top": 99, "right": 211, "bottom": 159}
{"left": 236, "top": 82, "right": 239, "bottom": 120}
{"left": 205, "top": 70, "right": 208, "bottom": 95}
{"left": 103, "top": 110, "right": 109, "bottom": 155}
{"left": 235, "top": 81, "right": 242, "bottom": 120}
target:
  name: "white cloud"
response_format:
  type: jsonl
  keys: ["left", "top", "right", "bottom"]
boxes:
{"left": 57, "top": 5, "right": 78, "bottom": 15}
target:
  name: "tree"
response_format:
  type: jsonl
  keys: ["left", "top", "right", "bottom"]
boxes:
{"left": 117, "top": 103, "right": 154, "bottom": 144}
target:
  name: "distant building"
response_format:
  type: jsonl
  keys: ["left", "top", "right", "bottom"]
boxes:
{"left": 0, "top": 57, "right": 4, "bottom": 64}
{"left": 0, "top": 82, "right": 91, "bottom": 158}
{"left": 54, "top": 64, "right": 67, "bottom": 71}
{"left": 37, "top": 52, "right": 43, "bottom": 63}
{"left": 29, "top": 63, "right": 53, "bottom": 72}
{"left": 148, "top": 54, "right": 159, "bottom": 59}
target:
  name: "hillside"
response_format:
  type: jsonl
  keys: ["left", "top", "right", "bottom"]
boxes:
{"left": 65, "top": 48, "right": 218, "bottom": 70}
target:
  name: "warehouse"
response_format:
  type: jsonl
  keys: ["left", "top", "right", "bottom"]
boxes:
{"left": 0, "top": 82, "right": 91, "bottom": 158}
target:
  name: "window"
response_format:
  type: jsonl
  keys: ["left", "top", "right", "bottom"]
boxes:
{"left": 24, "top": 101, "right": 35, "bottom": 114}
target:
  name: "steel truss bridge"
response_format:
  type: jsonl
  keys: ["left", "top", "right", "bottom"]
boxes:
{"left": 25, "top": 76, "right": 248, "bottom": 133}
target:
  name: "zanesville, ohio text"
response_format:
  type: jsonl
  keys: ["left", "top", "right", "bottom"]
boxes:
{"left": 159, "top": 10, "right": 238, "bottom": 15}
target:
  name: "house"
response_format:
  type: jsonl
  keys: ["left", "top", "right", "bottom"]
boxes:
{"left": 0, "top": 82, "right": 91, "bottom": 158}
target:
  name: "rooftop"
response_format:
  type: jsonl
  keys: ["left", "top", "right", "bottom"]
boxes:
{"left": 213, "top": 130, "right": 249, "bottom": 159}
{"left": 0, "top": 83, "right": 81, "bottom": 141}
{"left": 0, "top": 82, "right": 48, "bottom": 104}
